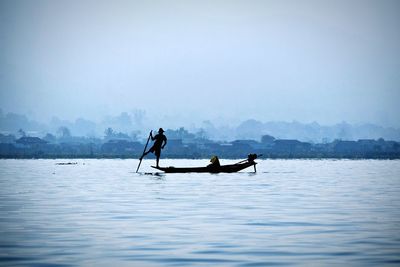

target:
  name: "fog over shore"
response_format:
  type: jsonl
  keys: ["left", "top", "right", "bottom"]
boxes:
{"left": 1, "top": 1, "right": 399, "bottom": 129}
{"left": 1, "top": 109, "right": 399, "bottom": 142}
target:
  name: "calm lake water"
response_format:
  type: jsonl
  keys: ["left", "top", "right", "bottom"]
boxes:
{"left": 0, "top": 159, "right": 399, "bottom": 266}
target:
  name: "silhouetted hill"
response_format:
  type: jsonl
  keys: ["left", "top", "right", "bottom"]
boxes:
{"left": 1, "top": 109, "right": 400, "bottom": 142}
{"left": 234, "top": 120, "right": 400, "bottom": 142}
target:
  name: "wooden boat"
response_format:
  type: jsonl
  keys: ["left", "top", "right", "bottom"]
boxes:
{"left": 151, "top": 154, "right": 259, "bottom": 173}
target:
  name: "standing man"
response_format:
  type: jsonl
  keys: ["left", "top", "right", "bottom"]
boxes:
{"left": 141, "top": 128, "right": 167, "bottom": 167}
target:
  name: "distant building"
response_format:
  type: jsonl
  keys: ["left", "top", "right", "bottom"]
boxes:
{"left": 273, "top": 139, "right": 311, "bottom": 152}
{"left": 16, "top": 137, "right": 47, "bottom": 146}
{"left": 0, "top": 133, "right": 16, "bottom": 144}
{"left": 168, "top": 139, "right": 184, "bottom": 147}
{"left": 357, "top": 139, "right": 380, "bottom": 152}
{"left": 230, "top": 140, "right": 252, "bottom": 150}
{"left": 232, "top": 139, "right": 256, "bottom": 146}
{"left": 43, "top": 133, "right": 57, "bottom": 144}
{"left": 101, "top": 140, "right": 142, "bottom": 155}
{"left": 333, "top": 140, "right": 360, "bottom": 153}
{"left": 164, "top": 139, "right": 186, "bottom": 155}
{"left": 261, "top": 134, "right": 275, "bottom": 144}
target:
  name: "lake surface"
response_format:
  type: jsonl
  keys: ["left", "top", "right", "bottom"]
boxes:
{"left": 0, "top": 159, "right": 399, "bottom": 266}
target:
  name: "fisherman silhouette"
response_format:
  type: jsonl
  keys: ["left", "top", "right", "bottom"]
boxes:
{"left": 141, "top": 128, "right": 167, "bottom": 167}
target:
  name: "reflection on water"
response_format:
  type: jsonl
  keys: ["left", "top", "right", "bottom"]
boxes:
{"left": 0, "top": 159, "right": 400, "bottom": 266}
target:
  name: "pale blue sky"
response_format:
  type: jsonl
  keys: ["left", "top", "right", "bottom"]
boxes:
{"left": 1, "top": 0, "right": 399, "bottom": 127}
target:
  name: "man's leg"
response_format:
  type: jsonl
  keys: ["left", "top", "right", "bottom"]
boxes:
{"left": 155, "top": 149, "right": 161, "bottom": 167}
{"left": 156, "top": 156, "right": 160, "bottom": 167}
{"left": 141, "top": 146, "right": 154, "bottom": 160}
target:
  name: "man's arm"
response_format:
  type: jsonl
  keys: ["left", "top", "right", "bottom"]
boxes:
{"left": 162, "top": 136, "right": 167, "bottom": 149}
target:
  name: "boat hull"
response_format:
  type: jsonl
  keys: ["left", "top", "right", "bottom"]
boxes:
{"left": 151, "top": 161, "right": 256, "bottom": 173}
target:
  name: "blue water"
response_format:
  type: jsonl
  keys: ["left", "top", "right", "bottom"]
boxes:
{"left": 0, "top": 159, "right": 399, "bottom": 266}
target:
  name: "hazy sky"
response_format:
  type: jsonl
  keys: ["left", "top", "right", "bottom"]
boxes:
{"left": 1, "top": 0, "right": 399, "bottom": 127}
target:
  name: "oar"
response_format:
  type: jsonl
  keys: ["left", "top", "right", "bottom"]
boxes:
{"left": 235, "top": 154, "right": 263, "bottom": 165}
{"left": 136, "top": 131, "right": 152, "bottom": 173}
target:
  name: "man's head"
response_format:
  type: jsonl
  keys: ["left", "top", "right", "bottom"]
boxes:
{"left": 158, "top": 128, "right": 164, "bottom": 134}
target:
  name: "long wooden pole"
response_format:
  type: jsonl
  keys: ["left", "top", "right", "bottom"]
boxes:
{"left": 136, "top": 131, "right": 152, "bottom": 173}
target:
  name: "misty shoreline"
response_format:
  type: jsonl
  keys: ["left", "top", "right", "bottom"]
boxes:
{"left": 1, "top": 155, "right": 399, "bottom": 160}
{"left": 1, "top": 110, "right": 400, "bottom": 143}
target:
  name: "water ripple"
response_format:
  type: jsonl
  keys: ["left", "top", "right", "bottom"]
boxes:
{"left": 0, "top": 159, "right": 399, "bottom": 266}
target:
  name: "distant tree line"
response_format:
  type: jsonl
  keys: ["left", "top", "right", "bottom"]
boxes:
{"left": 1, "top": 127, "right": 399, "bottom": 159}
{"left": 2, "top": 110, "right": 400, "bottom": 143}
